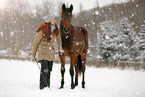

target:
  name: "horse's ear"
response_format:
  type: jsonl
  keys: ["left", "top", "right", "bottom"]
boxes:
{"left": 70, "top": 4, "right": 73, "bottom": 11}
{"left": 62, "top": 4, "right": 65, "bottom": 10}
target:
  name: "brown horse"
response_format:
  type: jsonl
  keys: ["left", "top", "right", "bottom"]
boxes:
{"left": 59, "top": 4, "right": 88, "bottom": 89}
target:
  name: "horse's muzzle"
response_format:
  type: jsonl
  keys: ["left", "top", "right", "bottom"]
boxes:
{"left": 64, "top": 27, "right": 69, "bottom": 32}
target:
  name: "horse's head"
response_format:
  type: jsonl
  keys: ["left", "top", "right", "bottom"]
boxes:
{"left": 61, "top": 4, "right": 73, "bottom": 33}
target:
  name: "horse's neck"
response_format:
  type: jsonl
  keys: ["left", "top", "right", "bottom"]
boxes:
{"left": 61, "top": 33, "right": 73, "bottom": 41}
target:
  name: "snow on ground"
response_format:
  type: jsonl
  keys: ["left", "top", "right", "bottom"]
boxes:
{"left": 0, "top": 59, "right": 145, "bottom": 97}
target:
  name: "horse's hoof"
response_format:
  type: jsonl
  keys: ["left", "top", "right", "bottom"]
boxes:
{"left": 75, "top": 82, "right": 78, "bottom": 87}
{"left": 71, "top": 87, "right": 75, "bottom": 89}
{"left": 59, "top": 86, "right": 64, "bottom": 89}
{"left": 71, "top": 84, "right": 75, "bottom": 89}
{"left": 82, "top": 86, "right": 85, "bottom": 89}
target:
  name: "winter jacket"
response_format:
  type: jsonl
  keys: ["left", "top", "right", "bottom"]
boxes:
{"left": 32, "top": 22, "right": 62, "bottom": 61}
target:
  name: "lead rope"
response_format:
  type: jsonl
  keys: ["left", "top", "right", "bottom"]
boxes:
{"left": 34, "top": 56, "right": 51, "bottom": 90}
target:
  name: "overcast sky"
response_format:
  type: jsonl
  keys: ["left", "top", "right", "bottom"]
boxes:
{"left": 60, "top": 0, "right": 128, "bottom": 13}
{"left": 27, "top": 0, "right": 128, "bottom": 14}
{"left": 0, "top": 0, "right": 128, "bottom": 14}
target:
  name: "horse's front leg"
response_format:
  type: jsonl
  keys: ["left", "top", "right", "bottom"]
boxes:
{"left": 59, "top": 53, "right": 65, "bottom": 89}
{"left": 70, "top": 64, "right": 75, "bottom": 89}
{"left": 69, "top": 56, "right": 77, "bottom": 89}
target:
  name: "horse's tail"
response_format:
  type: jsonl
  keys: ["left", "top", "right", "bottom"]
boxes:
{"left": 77, "top": 54, "right": 82, "bottom": 75}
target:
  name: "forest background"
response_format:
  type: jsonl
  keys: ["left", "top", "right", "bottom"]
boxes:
{"left": 0, "top": 0, "right": 145, "bottom": 70}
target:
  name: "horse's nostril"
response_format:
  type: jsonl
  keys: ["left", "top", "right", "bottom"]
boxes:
{"left": 64, "top": 28, "right": 66, "bottom": 31}
{"left": 64, "top": 28, "right": 69, "bottom": 32}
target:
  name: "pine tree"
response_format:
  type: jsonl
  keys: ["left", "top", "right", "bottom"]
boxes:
{"left": 99, "top": 18, "right": 139, "bottom": 61}
{"left": 139, "top": 25, "right": 145, "bottom": 50}
{"left": 120, "top": 18, "right": 139, "bottom": 61}
{"left": 99, "top": 20, "right": 114, "bottom": 60}
{"left": 139, "top": 25, "right": 145, "bottom": 61}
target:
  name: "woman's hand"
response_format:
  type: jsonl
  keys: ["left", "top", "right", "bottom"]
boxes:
{"left": 59, "top": 49, "right": 64, "bottom": 53}
{"left": 31, "top": 54, "right": 35, "bottom": 58}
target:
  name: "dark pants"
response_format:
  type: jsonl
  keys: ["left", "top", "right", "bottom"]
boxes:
{"left": 39, "top": 60, "right": 53, "bottom": 89}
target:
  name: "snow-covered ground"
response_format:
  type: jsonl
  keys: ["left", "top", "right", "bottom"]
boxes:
{"left": 0, "top": 59, "right": 145, "bottom": 97}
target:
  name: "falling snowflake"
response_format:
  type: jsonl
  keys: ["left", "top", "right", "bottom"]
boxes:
{"left": 76, "top": 42, "right": 79, "bottom": 46}
{"left": 131, "top": 14, "right": 134, "bottom": 17}
{"left": 10, "top": 31, "right": 14, "bottom": 37}
{"left": 0, "top": 32, "right": 3, "bottom": 36}
{"left": 82, "top": 61, "right": 84, "bottom": 63}
{"left": 14, "top": 21, "right": 16, "bottom": 23}
{"left": 132, "top": 23, "right": 134, "bottom": 25}
{"left": 66, "top": 36, "right": 68, "bottom": 39}
{"left": 95, "top": 11, "right": 99, "bottom": 15}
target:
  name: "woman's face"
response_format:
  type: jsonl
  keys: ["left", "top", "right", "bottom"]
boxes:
{"left": 51, "top": 19, "right": 56, "bottom": 25}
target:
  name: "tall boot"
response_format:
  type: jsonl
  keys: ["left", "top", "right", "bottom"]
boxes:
{"left": 47, "top": 71, "right": 51, "bottom": 87}
{"left": 39, "top": 60, "right": 48, "bottom": 89}
{"left": 47, "top": 61, "right": 53, "bottom": 88}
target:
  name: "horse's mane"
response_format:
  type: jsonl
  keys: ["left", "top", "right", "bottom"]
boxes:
{"left": 36, "top": 22, "right": 59, "bottom": 43}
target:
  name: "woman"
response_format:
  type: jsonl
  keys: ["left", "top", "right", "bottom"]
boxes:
{"left": 31, "top": 16, "right": 62, "bottom": 90}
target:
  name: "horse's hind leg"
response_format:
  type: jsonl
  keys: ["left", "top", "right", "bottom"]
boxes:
{"left": 75, "top": 71, "right": 78, "bottom": 86}
{"left": 82, "top": 72, "right": 85, "bottom": 88}
{"left": 59, "top": 54, "right": 65, "bottom": 89}
{"left": 81, "top": 53, "right": 86, "bottom": 88}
